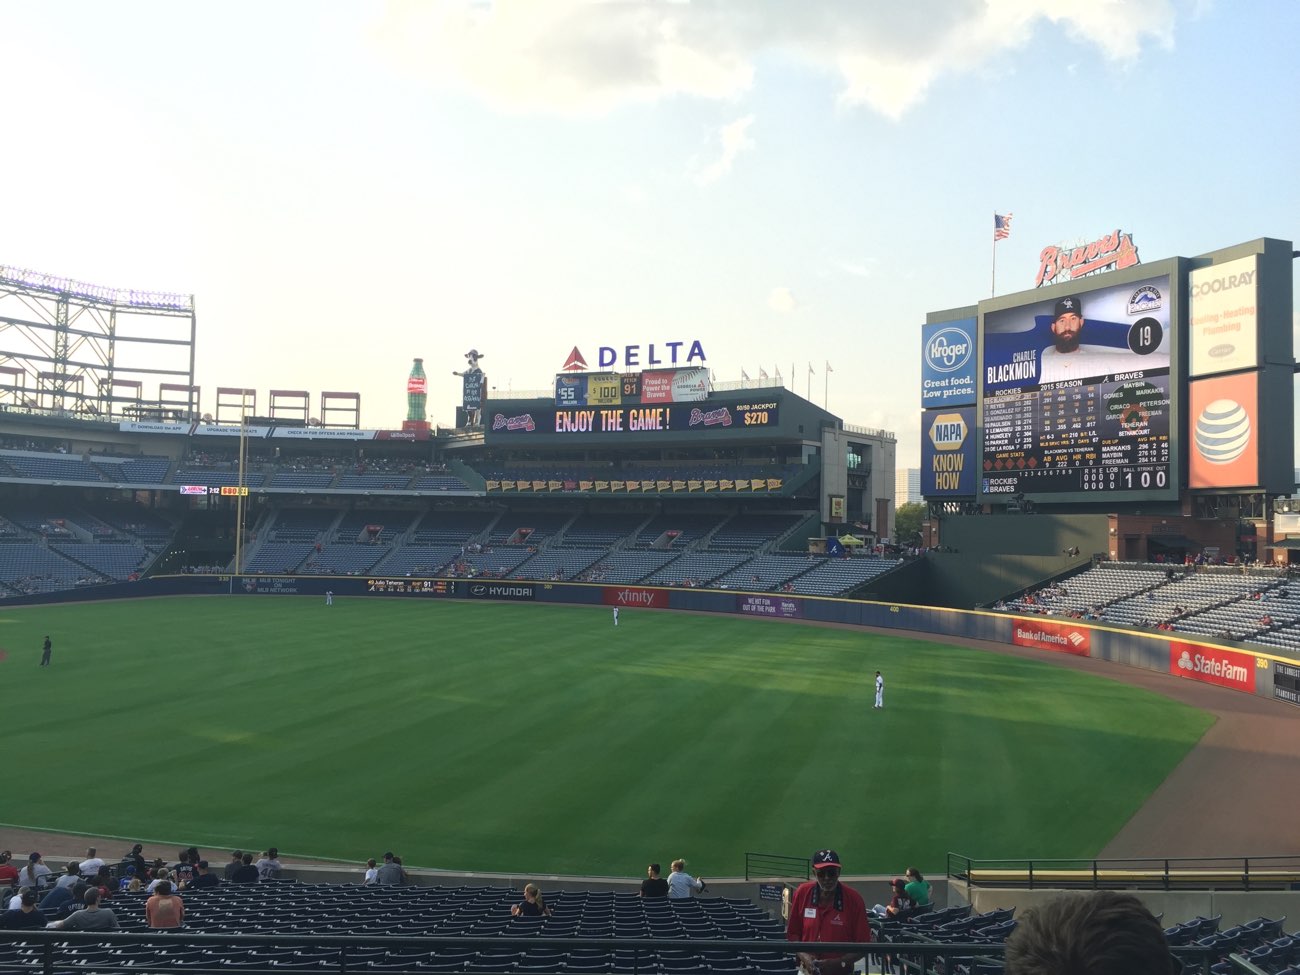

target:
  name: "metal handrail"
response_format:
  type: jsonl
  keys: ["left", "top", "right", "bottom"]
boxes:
{"left": 947, "top": 851, "right": 1300, "bottom": 891}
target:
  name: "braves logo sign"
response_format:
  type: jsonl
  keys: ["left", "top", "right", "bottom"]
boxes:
{"left": 1035, "top": 229, "right": 1141, "bottom": 288}
{"left": 688, "top": 407, "right": 732, "bottom": 428}
{"left": 491, "top": 413, "right": 536, "bottom": 432}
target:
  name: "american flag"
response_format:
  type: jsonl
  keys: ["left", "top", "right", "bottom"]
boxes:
{"left": 994, "top": 213, "right": 1013, "bottom": 241}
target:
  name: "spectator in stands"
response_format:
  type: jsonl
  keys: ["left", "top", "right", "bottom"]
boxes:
{"left": 362, "top": 859, "right": 378, "bottom": 885}
{"left": 145, "top": 880, "right": 184, "bottom": 929}
{"left": 640, "top": 863, "right": 669, "bottom": 897}
{"left": 45, "top": 887, "right": 119, "bottom": 931}
{"left": 146, "top": 869, "right": 171, "bottom": 894}
{"left": 19, "top": 853, "right": 50, "bottom": 891}
{"left": 666, "top": 859, "right": 705, "bottom": 899}
{"left": 0, "top": 852, "right": 18, "bottom": 889}
{"left": 874, "top": 877, "right": 916, "bottom": 917}
{"left": 117, "top": 866, "right": 141, "bottom": 892}
{"left": 78, "top": 848, "right": 105, "bottom": 877}
{"left": 1004, "top": 890, "right": 1174, "bottom": 975}
{"left": 786, "top": 849, "right": 871, "bottom": 975}
{"left": 171, "top": 849, "right": 197, "bottom": 888}
{"left": 120, "top": 844, "right": 147, "bottom": 879}
{"left": 510, "top": 883, "right": 553, "bottom": 917}
{"left": 91, "top": 865, "right": 114, "bottom": 900}
{"left": 0, "top": 889, "right": 47, "bottom": 929}
{"left": 903, "top": 868, "right": 931, "bottom": 907}
{"left": 224, "top": 851, "right": 244, "bottom": 881}
{"left": 55, "top": 861, "right": 82, "bottom": 890}
{"left": 38, "top": 880, "right": 79, "bottom": 917}
{"left": 256, "top": 848, "right": 283, "bottom": 880}
{"left": 374, "top": 852, "right": 406, "bottom": 885}
{"left": 231, "top": 854, "right": 260, "bottom": 884}
{"left": 187, "top": 861, "right": 219, "bottom": 890}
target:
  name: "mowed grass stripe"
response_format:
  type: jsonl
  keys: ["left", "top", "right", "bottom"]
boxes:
{"left": 0, "top": 597, "right": 1213, "bottom": 876}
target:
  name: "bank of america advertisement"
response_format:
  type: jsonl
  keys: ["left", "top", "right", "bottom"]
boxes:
{"left": 1189, "top": 255, "right": 1259, "bottom": 377}
{"left": 921, "top": 318, "right": 977, "bottom": 408}
{"left": 921, "top": 406, "right": 976, "bottom": 496}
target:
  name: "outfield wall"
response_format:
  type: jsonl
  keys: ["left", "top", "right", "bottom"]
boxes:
{"left": 9, "top": 573, "right": 1295, "bottom": 708}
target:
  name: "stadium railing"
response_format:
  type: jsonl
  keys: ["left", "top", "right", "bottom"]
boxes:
{"left": 744, "top": 852, "right": 810, "bottom": 882}
{"left": 948, "top": 852, "right": 1300, "bottom": 891}
{"left": 0, "top": 930, "right": 1220, "bottom": 975}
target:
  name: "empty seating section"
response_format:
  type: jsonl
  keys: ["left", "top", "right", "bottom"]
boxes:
{"left": 272, "top": 508, "right": 339, "bottom": 542}
{"left": 644, "top": 552, "right": 750, "bottom": 586}
{"left": 561, "top": 512, "right": 648, "bottom": 546}
{"left": 411, "top": 510, "right": 498, "bottom": 545}
{"left": 1105, "top": 572, "right": 1268, "bottom": 627}
{"left": 0, "top": 544, "right": 88, "bottom": 595}
{"left": 713, "top": 555, "right": 816, "bottom": 590}
{"left": 1007, "top": 563, "right": 1172, "bottom": 614}
{"left": 11, "top": 882, "right": 792, "bottom": 972}
{"left": 89, "top": 506, "right": 175, "bottom": 548}
{"left": 509, "top": 547, "right": 606, "bottom": 581}
{"left": 50, "top": 543, "right": 150, "bottom": 580}
{"left": 581, "top": 550, "right": 680, "bottom": 583}
{"left": 410, "top": 473, "right": 472, "bottom": 491}
{"left": 335, "top": 509, "right": 418, "bottom": 543}
{"left": 489, "top": 511, "right": 574, "bottom": 545}
{"left": 374, "top": 545, "right": 461, "bottom": 577}
{"left": 335, "top": 472, "right": 413, "bottom": 490}
{"left": 787, "top": 557, "right": 902, "bottom": 595}
{"left": 89, "top": 454, "right": 172, "bottom": 483}
{"left": 176, "top": 466, "right": 267, "bottom": 487}
{"left": 243, "top": 543, "right": 315, "bottom": 575}
{"left": 710, "top": 513, "right": 807, "bottom": 550}
{"left": 451, "top": 547, "right": 535, "bottom": 576}
{"left": 270, "top": 470, "right": 336, "bottom": 489}
{"left": 1, "top": 452, "right": 106, "bottom": 481}
{"left": 302, "top": 544, "right": 392, "bottom": 575}
{"left": 635, "top": 513, "right": 725, "bottom": 548}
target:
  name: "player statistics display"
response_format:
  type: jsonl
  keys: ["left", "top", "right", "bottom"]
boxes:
{"left": 979, "top": 270, "right": 1177, "bottom": 500}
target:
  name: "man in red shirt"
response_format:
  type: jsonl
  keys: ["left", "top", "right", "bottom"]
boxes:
{"left": 787, "top": 849, "right": 872, "bottom": 975}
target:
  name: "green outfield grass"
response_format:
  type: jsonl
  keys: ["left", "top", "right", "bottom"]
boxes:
{"left": 0, "top": 597, "right": 1213, "bottom": 877}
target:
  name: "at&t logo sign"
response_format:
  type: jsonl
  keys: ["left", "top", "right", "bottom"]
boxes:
{"left": 925, "top": 328, "right": 972, "bottom": 373}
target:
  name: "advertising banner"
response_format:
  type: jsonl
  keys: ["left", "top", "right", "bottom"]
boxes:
{"left": 465, "top": 581, "right": 536, "bottom": 601}
{"left": 921, "top": 406, "right": 976, "bottom": 496}
{"left": 489, "top": 403, "right": 779, "bottom": 437}
{"left": 921, "top": 318, "right": 977, "bottom": 408}
{"left": 601, "top": 586, "right": 668, "bottom": 609}
{"left": 462, "top": 371, "right": 485, "bottom": 410}
{"left": 1010, "top": 619, "right": 1091, "bottom": 655}
{"left": 738, "top": 595, "right": 804, "bottom": 618}
{"left": 1188, "top": 371, "right": 1259, "bottom": 489}
{"left": 193, "top": 424, "right": 272, "bottom": 438}
{"left": 119, "top": 421, "right": 192, "bottom": 435}
{"left": 1169, "top": 642, "right": 1256, "bottom": 693}
{"left": 1189, "top": 255, "right": 1259, "bottom": 377}
{"left": 365, "top": 579, "right": 456, "bottom": 597}
{"left": 672, "top": 368, "right": 710, "bottom": 402}
{"left": 555, "top": 374, "right": 589, "bottom": 407}
{"left": 641, "top": 371, "right": 675, "bottom": 404}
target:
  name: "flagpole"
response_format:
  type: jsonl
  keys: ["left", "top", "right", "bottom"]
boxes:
{"left": 824, "top": 363, "right": 829, "bottom": 409}
{"left": 992, "top": 235, "right": 997, "bottom": 298}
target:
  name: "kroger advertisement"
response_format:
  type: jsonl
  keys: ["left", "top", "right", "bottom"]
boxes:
{"left": 921, "top": 318, "right": 977, "bottom": 408}
{"left": 920, "top": 407, "right": 976, "bottom": 496}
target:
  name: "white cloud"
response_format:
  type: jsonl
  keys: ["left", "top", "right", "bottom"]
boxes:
{"left": 695, "top": 115, "right": 755, "bottom": 184}
{"left": 768, "top": 286, "right": 798, "bottom": 313}
{"left": 835, "top": 258, "right": 877, "bottom": 278}
{"left": 371, "top": 1, "right": 1178, "bottom": 118}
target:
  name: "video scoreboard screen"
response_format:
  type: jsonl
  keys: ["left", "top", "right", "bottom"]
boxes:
{"left": 979, "top": 268, "right": 1179, "bottom": 501}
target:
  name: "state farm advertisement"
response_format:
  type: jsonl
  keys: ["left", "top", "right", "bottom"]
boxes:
{"left": 1011, "top": 619, "right": 1091, "bottom": 655}
{"left": 601, "top": 586, "right": 667, "bottom": 609}
{"left": 1169, "top": 642, "right": 1256, "bottom": 693}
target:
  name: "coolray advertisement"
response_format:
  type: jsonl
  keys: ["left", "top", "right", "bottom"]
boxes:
{"left": 738, "top": 594, "right": 803, "bottom": 618}
{"left": 921, "top": 318, "right": 977, "bottom": 408}
{"left": 921, "top": 407, "right": 976, "bottom": 496}
{"left": 1011, "top": 619, "right": 1091, "bottom": 655}
{"left": 1188, "top": 371, "right": 1259, "bottom": 489}
{"left": 1169, "top": 642, "right": 1256, "bottom": 693}
{"left": 1189, "top": 255, "right": 1259, "bottom": 377}
{"left": 979, "top": 270, "right": 1176, "bottom": 501}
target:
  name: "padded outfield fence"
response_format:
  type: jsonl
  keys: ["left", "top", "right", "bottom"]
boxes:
{"left": 10, "top": 571, "right": 1299, "bottom": 709}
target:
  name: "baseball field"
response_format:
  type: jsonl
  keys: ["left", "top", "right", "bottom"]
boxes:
{"left": 1, "top": 596, "right": 1214, "bottom": 876}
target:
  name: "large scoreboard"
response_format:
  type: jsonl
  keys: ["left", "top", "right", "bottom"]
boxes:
{"left": 978, "top": 264, "right": 1180, "bottom": 501}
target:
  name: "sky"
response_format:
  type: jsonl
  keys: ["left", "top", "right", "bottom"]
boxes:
{"left": 2, "top": 0, "right": 1298, "bottom": 470}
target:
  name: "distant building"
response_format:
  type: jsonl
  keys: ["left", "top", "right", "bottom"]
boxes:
{"left": 896, "top": 467, "right": 922, "bottom": 506}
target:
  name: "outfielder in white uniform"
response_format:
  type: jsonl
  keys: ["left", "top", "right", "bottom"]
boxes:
{"left": 874, "top": 671, "right": 884, "bottom": 709}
